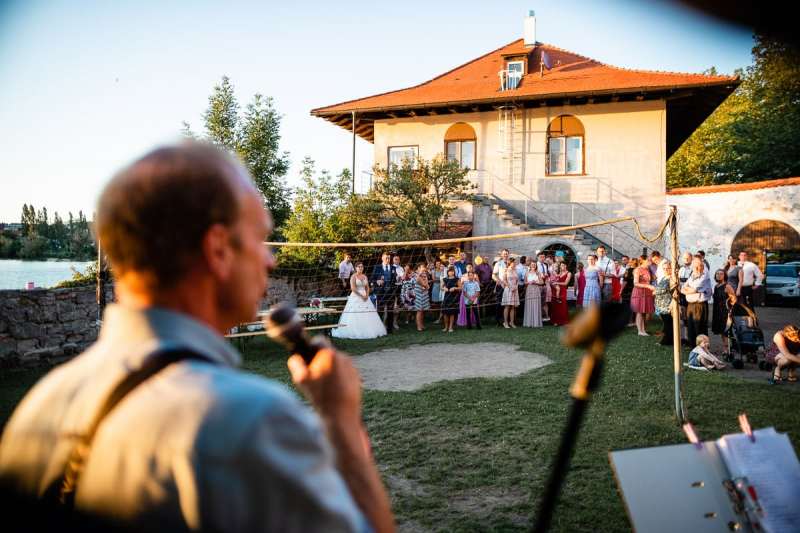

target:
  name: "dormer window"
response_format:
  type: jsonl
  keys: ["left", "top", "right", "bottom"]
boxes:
{"left": 499, "top": 60, "right": 524, "bottom": 91}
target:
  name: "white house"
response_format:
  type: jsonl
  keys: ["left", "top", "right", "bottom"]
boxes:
{"left": 312, "top": 13, "right": 738, "bottom": 265}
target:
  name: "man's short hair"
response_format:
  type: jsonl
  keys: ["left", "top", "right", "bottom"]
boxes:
{"left": 597, "top": 245, "right": 606, "bottom": 251}
{"left": 96, "top": 142, "right": 244, "bottom": 287}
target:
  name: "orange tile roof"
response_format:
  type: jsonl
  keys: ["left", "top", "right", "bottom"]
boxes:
{"left": 667, "top": 177, "right": 800, "bottom": 195}
{"left": 312, "top": 40, "right": 737, "bottom": 115}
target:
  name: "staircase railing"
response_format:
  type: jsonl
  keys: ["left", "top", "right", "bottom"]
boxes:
{"left": 469, "top": 170, "right": 663, "bottom": 256}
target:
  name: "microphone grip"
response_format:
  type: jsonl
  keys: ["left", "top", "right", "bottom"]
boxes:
{"left": 287, "top": 330, "right": 318, "bottom": 364}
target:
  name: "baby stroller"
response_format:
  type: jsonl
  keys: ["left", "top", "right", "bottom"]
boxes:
{"left": 726, "top": 303, "right": 765, "bottom": 368}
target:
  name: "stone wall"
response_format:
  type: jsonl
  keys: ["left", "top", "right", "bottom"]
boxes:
{"left": 0, "top": 285, "right": 112, "bottom": 368}
{"left": 667, "top": 179, "right": 800, "bottom": 272}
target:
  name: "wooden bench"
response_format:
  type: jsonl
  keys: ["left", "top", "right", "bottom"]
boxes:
{"left": 225, "top": 324, "right": 344, "bottom": 352}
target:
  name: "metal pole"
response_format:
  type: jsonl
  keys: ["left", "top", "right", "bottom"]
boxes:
{"left": 669, "top": 205, "right": 686, "bottom": 423}
{"left": 351, "top": 111, "right": 357, "bottom": 195}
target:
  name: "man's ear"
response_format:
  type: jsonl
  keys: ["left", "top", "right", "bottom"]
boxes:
{"left": 202, "top": 224, "right": 235, "bottom": 281}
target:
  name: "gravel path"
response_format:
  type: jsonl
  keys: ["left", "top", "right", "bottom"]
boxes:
{"left": 354, "top": 342, "right": 551, "bottom": 392}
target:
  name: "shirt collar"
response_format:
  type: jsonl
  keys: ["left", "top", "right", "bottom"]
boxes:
{"left": 99, "top": 304, "right": 242, "bottom": 368}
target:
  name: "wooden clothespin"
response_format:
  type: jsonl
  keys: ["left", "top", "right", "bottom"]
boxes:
{"left": 738, "top": 413, "right": 755, "bottom": 442}
{"left": 682, "top": 422, "right": 702, "bottom": 449}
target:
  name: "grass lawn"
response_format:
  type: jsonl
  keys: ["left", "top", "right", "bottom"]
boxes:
{"left": 2, "top": 319, "right": 799, "bottom": 532}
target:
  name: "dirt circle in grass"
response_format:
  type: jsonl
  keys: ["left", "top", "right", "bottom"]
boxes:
{"left": 353, "top": 342, "right": 552, "bottom": 392}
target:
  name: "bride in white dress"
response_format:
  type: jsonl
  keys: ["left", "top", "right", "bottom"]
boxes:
{"left": 332, "top": 262, "right": 387, "bottom": 339}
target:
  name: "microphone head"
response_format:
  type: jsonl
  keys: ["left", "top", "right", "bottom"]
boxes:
{"left": 264, "top": 303, "right": 317, "bottom": 363}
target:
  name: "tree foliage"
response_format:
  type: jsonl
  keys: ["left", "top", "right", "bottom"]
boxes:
{"left": 667, "top": 34, "right": 800, "bottom": 187}
{"left": 184, "top": 76, "right": 291, "bottom": 228}
{"left": 279, "top": 158, "right": 381, "bottom": 269}
{"left": 369, "top": 155, "right": 475, "bottom": 240}
{"left": 1, "top": 205, "right": 95, "bottom": 260}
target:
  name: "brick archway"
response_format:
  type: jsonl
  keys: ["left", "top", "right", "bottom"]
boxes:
{"left": 730, "top": 219, "right": 800, "bottom": 271}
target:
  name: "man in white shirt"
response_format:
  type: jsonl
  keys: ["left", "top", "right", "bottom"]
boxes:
{"left": 596, "top": 246, "right": 615, "bottom": 302}
{"left": 737, "top": 251, "right": 764, "bottom": 308}
{"left": 681, "top": 256, "right": 713, "bottom": 345}
{"left": 338, "top": 254, "right": 354, "bottom": 295}
{"left": 391, "top": 254, "right": 405, "bottom": 329}
{"left": 492, "top": 249, "right": 510, "bottom": 325}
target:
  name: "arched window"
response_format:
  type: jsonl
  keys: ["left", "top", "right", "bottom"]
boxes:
{"left": 444, "top": 123, "right": 476, "bottom": 170}
{"left": 731, "top": 219, "right": 800, "bottom": 271}
{"left": 547, "top": 115, "right": 585, "bottom": 176}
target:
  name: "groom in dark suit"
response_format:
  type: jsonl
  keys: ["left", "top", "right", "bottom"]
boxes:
{"left": 371, "top": 252, "right": 396, "bottom": 333}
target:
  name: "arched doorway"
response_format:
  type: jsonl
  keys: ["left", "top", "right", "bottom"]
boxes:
{"left": 730, "top": 219, "right": 800, "bottom": 270}
{"left": 542, "top": 243, "right": 577, "bottom": 273}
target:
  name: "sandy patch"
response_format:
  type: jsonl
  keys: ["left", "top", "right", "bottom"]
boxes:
{"left": 354, "top": 342, "right": 551, "bottom": 391}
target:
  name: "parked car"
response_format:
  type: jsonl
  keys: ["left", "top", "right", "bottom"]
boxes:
{"left": 765, "top": 263, "right": 800, "bottom": 304}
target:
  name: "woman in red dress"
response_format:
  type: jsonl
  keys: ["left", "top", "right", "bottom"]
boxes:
{"left": 549, "top": 262, "right": 573, "bottom": 326}
{"left": 575, "top": 262, "right": 586, "bottom": 308}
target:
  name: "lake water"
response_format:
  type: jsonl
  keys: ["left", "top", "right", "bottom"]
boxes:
{"left": 0, "top": 260, "right": 95, "bottom": 290}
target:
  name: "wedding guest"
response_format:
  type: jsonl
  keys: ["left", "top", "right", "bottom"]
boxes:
{"left": 631, "top": 254, "right": 655, "bottom": 336}
{"left": 460, "top": 271, "right": 481, "bottom": 329}
{"left": 523, "top": 265, "right": 543, "bottom": 327}
{"left": 501, "top": 258, "right": 520, "bottom": 328}
{"left": 474, "top": 255, "right": 493, "bottom": 319}
{"left": 697, "top": 250, "right": 711, "bottom": 272}
{"left": 492, "top": 249, "right": 510, "bottom": 325}
{"left": 687, "top": 335, "right": 727, "bottom": 370}
{"left": 455, "top": 251, "right": 469, "bottom": 276}
{"left": 611, "top": 259, "right": 624, "bottom": 302}
{"left": 654, "top": 259, "right": 676, "bottom": 346}
{"left": 400, "top": 264, "right": 415, "bottom": 325}
{"left": 431, "top": 259, "right": 445, "bottom": 323}
{"left": 338, "top": 253, "right": 354, "bottom": 295}
{"left": 516, "top": 256, "right": 528, "bottom": 325}
{"left": 533, "top": 252, "right": 551, "bottom": 321}
{"left": 596, "top": 245, "right": 614, "bottom": 301}
{"left": 620, "top": 257, "right": 636, "bottom": 321}
{"left": 549, "top": 262, "right": 572, "bottom": 326}
{"left": 583, "top": 254, "right": 602, "bottom": 307}
{"left": 414, "top": 265, "right": 430, "bottom": 332}
{"left": 681, "top": 256, "right": 712, "bottom": 345}
{"left": 448, "top": 254, "right": 463, "bottom": 278}
{"left": 724, "top": 255, "right": 743, "bottom": 294}
{"left": 648, "top": 251, "right": 662, "bottom": 284}
{"left": 711, "top": 269, "right": 736, "bottom": 356}
{"left": 770, "top": 325, "right": 800, "bottom": 383}
{"left": 441, "top": 266, "right": 460, "bottom": 333}
{"left": 391, "top": 254, "right": 405, "bottom": 329}
{"left": 575, "top": 262, "right": 586, "bottom": 308}
{"left": 677, "top": 251, "right": 694, "bottom": 343}
{"left": 737, "top": 251, "right": 763, "bottom": 308}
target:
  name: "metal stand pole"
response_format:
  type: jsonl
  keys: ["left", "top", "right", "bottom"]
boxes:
{"left": 669, "top": 206, "right": 686, "bottom": 423}
{"left": 351, "top": 111, "right": 357, "bottom": 195}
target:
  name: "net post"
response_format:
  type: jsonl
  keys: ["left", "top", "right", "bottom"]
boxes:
{"left": 669, "top": 205, "right": 685, "bottom": 424}
{"left": 351, "top": 111, "right": 357, "bottom": 195}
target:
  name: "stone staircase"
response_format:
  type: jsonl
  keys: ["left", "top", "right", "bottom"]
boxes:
{"left": 473, "top": 194, "right": 623, "bottom": 260}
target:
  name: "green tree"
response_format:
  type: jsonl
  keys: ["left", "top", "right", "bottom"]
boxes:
{"left": 668, "top": 34, "right": 800, "bottom": 187}
{"left": 370, "top": 155, "right": 475, "bottom": 240}
{"left": 280, "top": 158, "right": 380, "bottom": 268}
{"left": 184, "top": 77, "right": 291, "bottom": 228}
{"left": 21, "top": 204, "right": 36, "bottom": 235}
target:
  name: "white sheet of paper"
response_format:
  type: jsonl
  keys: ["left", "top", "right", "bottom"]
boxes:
{"left": 717, "top": 428, "right": 800, "bottom": 533}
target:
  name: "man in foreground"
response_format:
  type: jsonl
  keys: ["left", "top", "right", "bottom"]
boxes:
{"left": 0, "top": 142, "right": 394, "bottom": 532}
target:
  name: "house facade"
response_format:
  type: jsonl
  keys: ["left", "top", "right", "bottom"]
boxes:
{"left": 312, "top": 13, "right": 738, "bottom": 263}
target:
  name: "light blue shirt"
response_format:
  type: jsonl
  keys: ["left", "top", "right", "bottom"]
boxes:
{"left": 0, "top": 304, "right": 368, "bottom": 532}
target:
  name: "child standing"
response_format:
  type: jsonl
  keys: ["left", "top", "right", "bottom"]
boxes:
{"left": 461, "top": 271, "right": 482, "bottom": 329}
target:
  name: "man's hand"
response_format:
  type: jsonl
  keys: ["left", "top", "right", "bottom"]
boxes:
{"left": 287, "top": 348, "right": 395, "bottom": 533}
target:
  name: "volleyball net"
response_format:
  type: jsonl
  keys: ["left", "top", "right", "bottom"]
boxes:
{"left": 261, "top": 212, "right": 674, "bottom": 321}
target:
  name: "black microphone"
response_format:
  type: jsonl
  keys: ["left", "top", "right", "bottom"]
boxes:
{"left": 264, "top": 303, "right": 322, "bottom": 364}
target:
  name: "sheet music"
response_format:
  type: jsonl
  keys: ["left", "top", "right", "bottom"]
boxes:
{"left": 717, "top": 428, "right": 800, "bottom": 533}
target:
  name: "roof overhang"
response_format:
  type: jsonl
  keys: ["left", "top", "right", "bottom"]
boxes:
{"left": 311, "top": 79, "right": 739, "bottom": 154}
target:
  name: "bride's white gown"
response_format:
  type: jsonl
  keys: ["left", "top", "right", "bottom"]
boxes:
{"left": 332, "top": 277, "right": 387, "bottom": 339}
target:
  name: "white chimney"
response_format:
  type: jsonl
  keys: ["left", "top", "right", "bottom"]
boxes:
{"left": 524, "top": 10, "right": 536, "bottom": 47}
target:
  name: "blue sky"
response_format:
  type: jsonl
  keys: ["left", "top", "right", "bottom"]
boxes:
{"left": 0, "top": 0, "right": 753, "bottom": 222}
